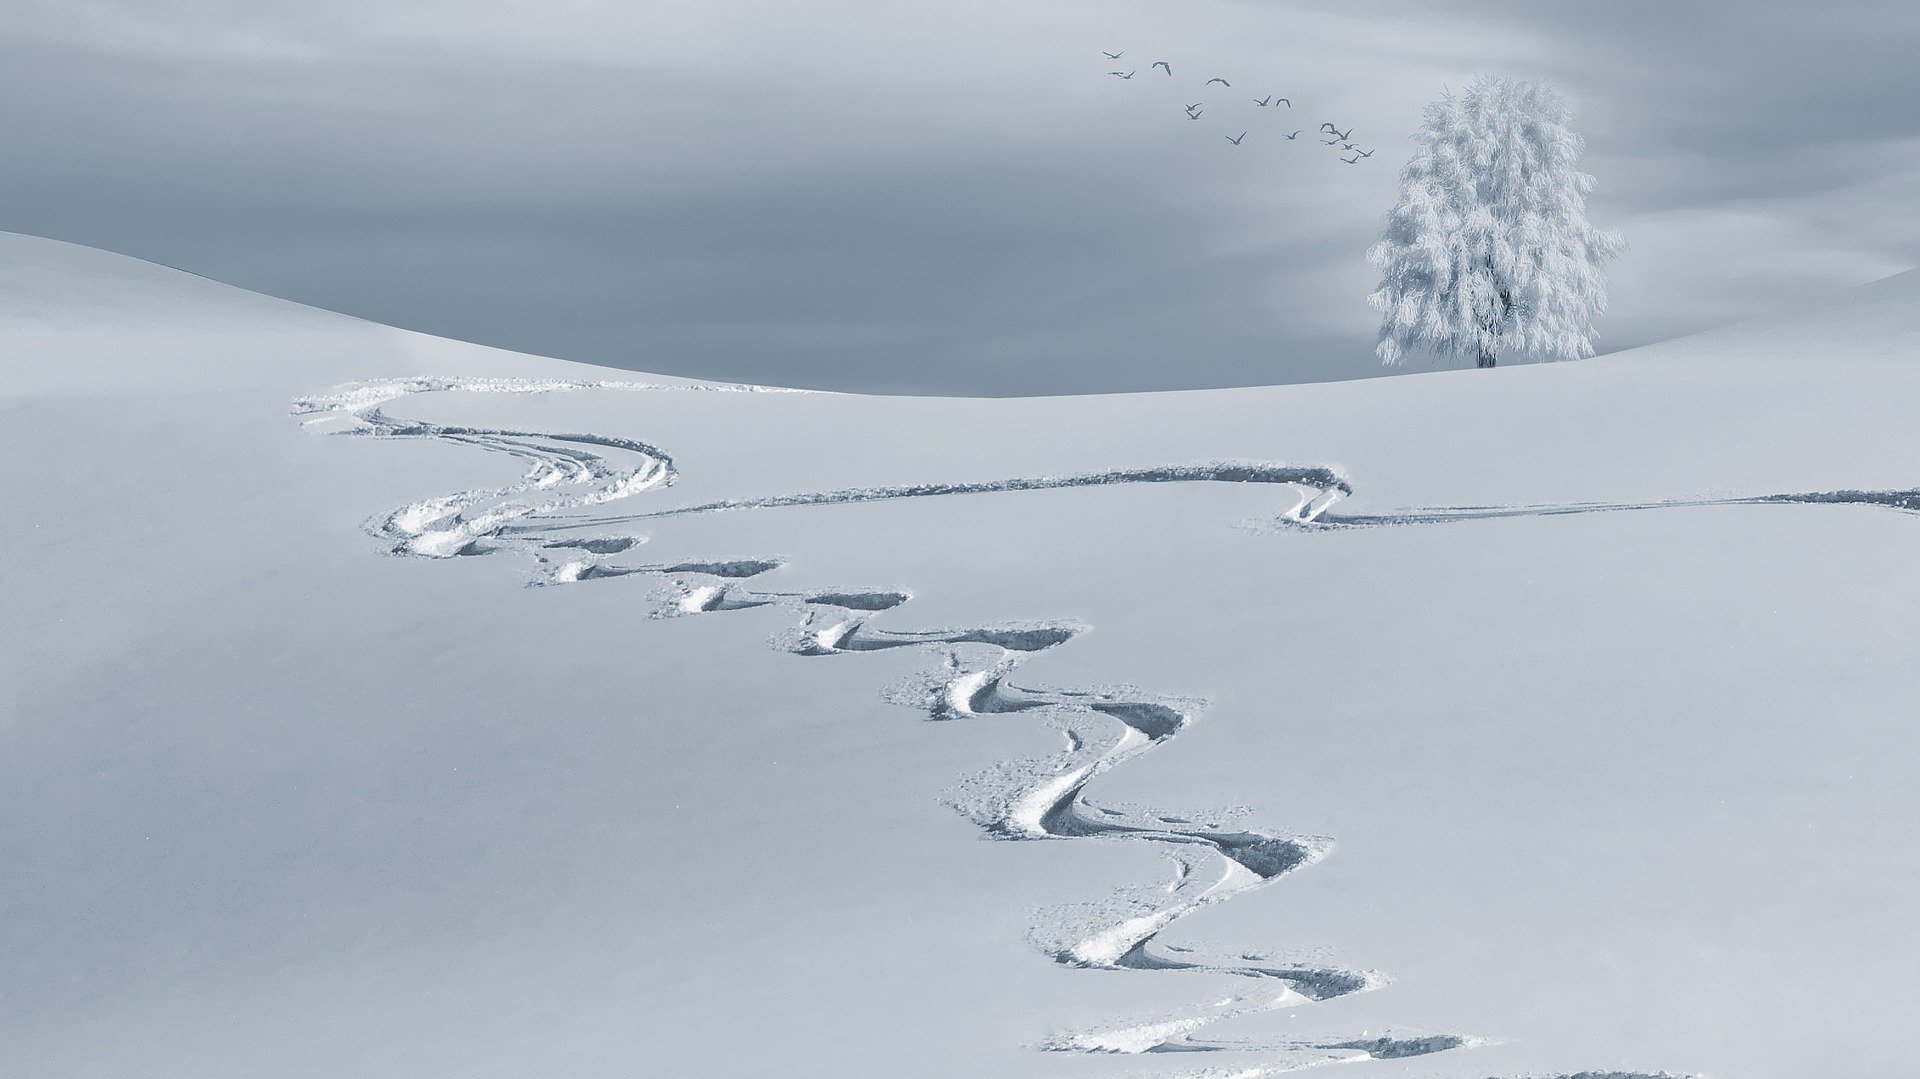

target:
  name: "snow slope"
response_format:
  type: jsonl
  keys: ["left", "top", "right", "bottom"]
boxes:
{"left": 6, "top": 229, "right": 1920, "bottom": 1078}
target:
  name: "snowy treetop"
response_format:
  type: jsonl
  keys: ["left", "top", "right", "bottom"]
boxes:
{"left": 1368, "top": 76, "right": 1625, "bottom": 367}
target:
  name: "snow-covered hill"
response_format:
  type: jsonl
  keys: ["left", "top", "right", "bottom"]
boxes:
{"left": 6, "top": 230, "right": 1918, "bottom": 1078}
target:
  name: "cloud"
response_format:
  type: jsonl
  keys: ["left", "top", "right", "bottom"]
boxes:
{"left": 2, "top": 0, "right": 1915, "bottom": 392}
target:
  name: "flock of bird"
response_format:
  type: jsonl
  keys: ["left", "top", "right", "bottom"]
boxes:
{"left": 1100, "top": 50, "right": 1374, "bottom": 163}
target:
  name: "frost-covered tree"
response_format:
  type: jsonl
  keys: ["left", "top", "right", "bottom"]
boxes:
{"left": 1368, "top": 76, "right": 1624, "bottom": 368}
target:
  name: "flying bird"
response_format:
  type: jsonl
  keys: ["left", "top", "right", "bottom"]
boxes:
{"left": 1103, "top": 51, "right": 1123, "bottom": 59}
{"left": 1153, "top": 61, "right": 1172, "bottom": 75}
{"left": 1322, "top": 135, "right": 1342, "bottom": 145}
{"left": 1108, "top": 70, "right": 1136, "bottom": 79}
{"left": 1226, "top": 131, "right": 1247, "bottom": 145}
{"left": 1187, "top": 109, "right": 1203, "bottom": 120}
{"left": 1327, "top": 125, "right": 1354, "bottom": 140}
{"left": 1275, "top": 98, "right": 1291, "bottom": 107}
{"left": 1353, "top": 148, "right": 1374, "bottom": 158}
{"left": 1342, "top": 153, "right": 1362, "bottom": 164}
{"left": 1319, "top": 122, "right": 1338, "bottom": 132}
{"left": 1283, "top": 130, "right": 1300, "bottom": 140}
{"left": 1185, "top": 102, "right": 1203, "bottom": 112}
{"left": 1255, "top": 96, "right": 1272, "bottom": 107}
{"left": 1341, "top": 141, "right": 1358, "bottom": 150}
{"left": 1206, "top": 77, "right": 1231, "bottom": 87}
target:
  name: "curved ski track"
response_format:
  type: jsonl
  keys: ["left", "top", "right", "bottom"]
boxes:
{"left": 299, "top": 377, "right": 1727, "bottom": 1078}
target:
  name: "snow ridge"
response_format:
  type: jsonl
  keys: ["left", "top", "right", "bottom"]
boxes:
{"left": 296, "top": 377, "right": 1691, "bottom": 1077}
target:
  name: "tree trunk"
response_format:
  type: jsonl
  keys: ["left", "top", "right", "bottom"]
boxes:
{"left": 1475, "top": 284, "right": 1508, "bottom": 369}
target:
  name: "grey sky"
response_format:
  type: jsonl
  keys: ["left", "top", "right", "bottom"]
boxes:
{"left": 4, "top": 1, "right": 1916, "bottom": 394}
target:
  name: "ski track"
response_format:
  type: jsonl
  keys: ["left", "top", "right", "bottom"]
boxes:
{"left": 1285, "top": 488, "right": 1920, "bottom": 531}
{"left": 295, "top": 376, "right": 1764, "bottom": 1077}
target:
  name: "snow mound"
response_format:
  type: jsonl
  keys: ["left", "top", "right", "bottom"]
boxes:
{"left": 6, "top": 234, "right": 1918, "bottom": 1079}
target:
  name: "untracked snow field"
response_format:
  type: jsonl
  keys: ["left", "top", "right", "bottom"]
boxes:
{"left": 6, "top": 230, "right": 1920, "bottom": 1078}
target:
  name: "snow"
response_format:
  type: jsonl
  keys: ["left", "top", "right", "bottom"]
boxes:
{"left": 6, "top": 227, "right": 1920, "bottom": 1077}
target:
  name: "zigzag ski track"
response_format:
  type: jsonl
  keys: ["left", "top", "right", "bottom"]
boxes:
{"left": 295, "top": 375, "right": 1836, "bottom": 1078}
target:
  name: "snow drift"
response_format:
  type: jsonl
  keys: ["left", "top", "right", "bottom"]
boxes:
{"left": 6, "top": 230, "right": 1920, "bottom": 1078}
